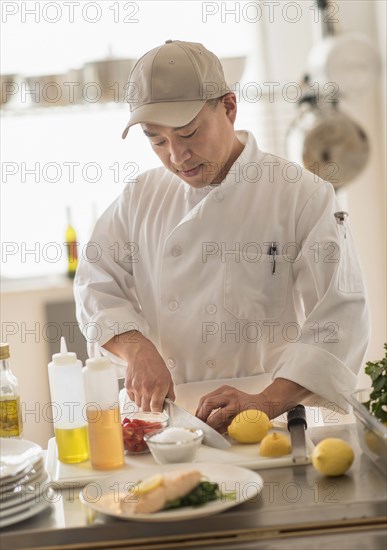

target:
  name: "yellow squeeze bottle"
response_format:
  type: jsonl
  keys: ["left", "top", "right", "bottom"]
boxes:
{"left": 83, "top": 355, "right": 124, "bottom": 470}
{"left": 47, "top": 337, "right": 89, "bottom": 463}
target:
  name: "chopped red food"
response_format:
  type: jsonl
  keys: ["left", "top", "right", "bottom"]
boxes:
{"left": 122, "top": 417, "right": 163, "bottom": 453}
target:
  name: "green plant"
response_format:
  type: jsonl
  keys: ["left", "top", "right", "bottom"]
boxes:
{"left": 362, "top": 344, "right": 387, "bottom": 423}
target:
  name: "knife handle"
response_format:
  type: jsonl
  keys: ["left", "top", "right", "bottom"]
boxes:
{"left": 287, "top": 404, "right": 307, "bottom": 431}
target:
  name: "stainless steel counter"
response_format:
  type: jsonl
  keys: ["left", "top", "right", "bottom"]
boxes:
{"left": 1, "top": 424, "right": 386, "bottom": 549}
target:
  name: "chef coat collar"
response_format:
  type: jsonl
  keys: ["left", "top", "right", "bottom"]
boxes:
{"left": 181, "top": 130, "right": 261, "bottom": 200}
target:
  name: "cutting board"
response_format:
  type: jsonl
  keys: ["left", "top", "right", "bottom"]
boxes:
{"left": 45, "top": 425, "right": 314, "bottom": 488}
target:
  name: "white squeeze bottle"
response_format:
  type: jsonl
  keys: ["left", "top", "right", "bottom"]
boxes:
{"left": 83, "top": 353, "right": 124, "bottom": 470}
{"left": 47, "top": 337, "right": 89, "bottom": 463}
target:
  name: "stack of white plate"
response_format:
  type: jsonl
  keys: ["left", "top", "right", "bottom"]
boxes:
{"left": 0, "top": 438, "right": 52, "bottom": 528}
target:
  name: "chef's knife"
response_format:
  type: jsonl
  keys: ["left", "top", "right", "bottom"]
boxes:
{"left": 287, "top": 404, "right": 308, "bottom": 464}
{"left": 164, "top": 398, "right": 231, "bottom": 450}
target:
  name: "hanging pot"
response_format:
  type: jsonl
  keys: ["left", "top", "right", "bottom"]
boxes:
{"left": 83, "top": 58, "right": 135, "bottom": 104}
{"left": 306, "top": 0, "right": 380, "bottom": 94}
{"left": 286, "top": 95, "right": 369, "bottom": 189}
{"left": 286, "top": 0, "right": 373, "bottom": 188}
{"left": 0, "top": 74, "right": 19, "bottom": 106}
{"left": 307, "top": 31, "right": 381, "bottom": 95}
{"left": 220, "top": 56, "right": 247, "bottom": 87}
{"left": 25, "top": 70, "right": 84, "bottom": 108}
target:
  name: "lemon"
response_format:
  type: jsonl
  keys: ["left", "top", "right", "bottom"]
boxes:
{"left": 312, "top": 438, "right": 354, "bottom": 476}
{"left": 227, "top": 409, "right": 271, "bottom": 444}
{"left": 259, "top": 432, "right": 292, "bottom": 457}
{"left": 364, "top": 428, "right": 385, "bottom": 456}
{"left": 135, "top": 474, "right": 164, "bottom": 495}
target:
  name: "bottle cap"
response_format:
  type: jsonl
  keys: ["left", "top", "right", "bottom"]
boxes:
{"left": 66, "top": 206, "right": 72, "bottom": 226}
{"left": 52, "top": 337, "right": 77, "bottom": 366}
{"left": 85, "top": 356, "right": 112, "bottom": 371}
{"left": 0, "top": 343, "right": 10, "bottom": 360}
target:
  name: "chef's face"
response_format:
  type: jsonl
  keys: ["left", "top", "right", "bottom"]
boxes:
{"left": 141, "top": 94, "right": 242, "bottom": 187}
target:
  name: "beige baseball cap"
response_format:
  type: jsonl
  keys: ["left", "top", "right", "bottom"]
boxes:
{"left": 121, "top": 40, "right": 231, "bottom": 139}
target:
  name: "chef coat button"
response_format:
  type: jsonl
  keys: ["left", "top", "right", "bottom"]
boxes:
{"left": 171, "top": 245, "right": 183, "bottom": 257}
{"left": 166, "top": 358, "right": 176, "bottom": 369}
{"left": 206, "top": 304, "right": 217, "bottom": 314}
{"left": 168, "top": 300, "right": 179, "bottom": 311}
{"left": 206, "top": 359, "right": 216, "bottom": 369}
{"left": 213, "top": 191, "right": 224, "bottom": 202}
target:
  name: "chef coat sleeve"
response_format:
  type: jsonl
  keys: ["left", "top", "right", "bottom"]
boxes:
{"left": 272, "top": 181, "right": 370, "bottom": 412}
{"left": 74, "top": 185, "right": 150, "bottom": 367}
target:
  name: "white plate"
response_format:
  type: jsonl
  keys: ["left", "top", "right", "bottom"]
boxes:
{"left": 0, "top": 500, "right": 52, "bottom": 528}
{"left": 2, "top": 491, "right": 47, "bottom": 518}
{"left": 0, "top": 459, "right": 44, "bottom": 493}
{"left": 0, "top": 438, "right": 42, "bottom": 478}
{"left": 80, "top": 463, "right": 263, "bottom": 522}
{"left": 1, "top": 486, "right": 54, "bottom": 518}
{"left": 0, "top": 472, "right": 51, "bottom": 510}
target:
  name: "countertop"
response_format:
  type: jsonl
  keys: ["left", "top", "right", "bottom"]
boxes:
{"left": 1, "top": 424, "right": 386, "bottom": 550}
{"left": 1, "top": 274, "right": 74, "bottom": 295}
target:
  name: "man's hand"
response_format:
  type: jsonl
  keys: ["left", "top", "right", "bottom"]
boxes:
{"left": 103, "top": 331, "right": 175, "bottom": 412}
{"left": 196, "top": 379, "right": 312, "bottom": 433}
{"left": 195, "top": 386, "right": 264, "bottom": 433}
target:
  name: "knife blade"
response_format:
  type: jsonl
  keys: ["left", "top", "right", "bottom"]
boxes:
{"left": 287, "top": 404, "right": 308, "bottom": 464}
{"left": 164, "top": 398, "right": 231, "bottom": 450}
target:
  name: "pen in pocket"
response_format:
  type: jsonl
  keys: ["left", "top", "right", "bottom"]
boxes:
{"left": 334, "top": 211, "right": 349, "bottom": 238}
{"left": 269, "top": 242, "right": 277, "bottom": 275}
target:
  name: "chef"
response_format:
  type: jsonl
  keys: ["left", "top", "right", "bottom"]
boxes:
{"left": 74, "top": 40, "right": 370, "bottom": 432}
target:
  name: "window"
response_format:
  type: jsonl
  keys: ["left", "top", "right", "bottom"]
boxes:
{"left": 1, "top": 1, "right": 312, "bottom": 278}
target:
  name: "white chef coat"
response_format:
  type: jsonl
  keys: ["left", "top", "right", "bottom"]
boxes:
{"left": 74, "top": 131, "right": 370, "bottom": 412}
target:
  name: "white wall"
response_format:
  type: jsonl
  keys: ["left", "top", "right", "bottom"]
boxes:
{"left": 1, "top": 278, "right": 76, "bottom": 447}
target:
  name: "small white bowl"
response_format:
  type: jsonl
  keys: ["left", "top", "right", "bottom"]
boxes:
{"left": 144, "top": 427, "right": 204, "bottom": 464}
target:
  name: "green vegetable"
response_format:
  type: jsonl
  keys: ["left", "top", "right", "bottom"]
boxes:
{"left": 164, "top": 481, "right": 236, "bottom": 510}
{"left": 362, "top": 343, "right": 387, "bottom": 423}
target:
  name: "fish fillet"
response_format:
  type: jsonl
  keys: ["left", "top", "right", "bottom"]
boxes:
{"left": 120, "top": 469, "right": 201, "bottom": 514}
